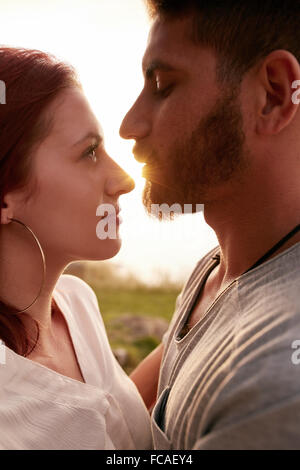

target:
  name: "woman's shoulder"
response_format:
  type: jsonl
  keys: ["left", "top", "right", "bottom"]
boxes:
{"left": 54, "top": 274, "right": 100, "bottom": 316}
{"left": 55, "top": 273, "right": 96, "bottom": 296}
{"left": 53, "top": 274, "right": 107, "bottom": 339}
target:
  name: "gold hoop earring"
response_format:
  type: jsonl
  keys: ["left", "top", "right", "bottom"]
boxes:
{"left": 8, "top": 218, "right": 46, "bottom": 314}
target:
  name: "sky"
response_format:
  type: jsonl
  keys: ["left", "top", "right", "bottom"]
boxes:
{"left": 0, "top": 0, "right": 218, "bottom": 284}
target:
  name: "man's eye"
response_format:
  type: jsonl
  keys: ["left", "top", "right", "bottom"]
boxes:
{"left": 155, "top": 86, "right": 173, "bottom": 98}
{"left": 154, "top": 79, "right": 173, "bottom": 98}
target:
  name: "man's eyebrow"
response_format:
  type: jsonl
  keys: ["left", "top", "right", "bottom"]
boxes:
{"left": 143, "top": 60, "right": 176, "bottom": 79}
{"left": 72, "top": 132, "right": 103, "bottom": 148}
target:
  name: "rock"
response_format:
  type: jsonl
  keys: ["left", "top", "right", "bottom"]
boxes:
{"left": 113, "top": 348, "right": 129, "bottom": 367}
{"left": 111, "top": 315, "right": 169, "bottom": 341}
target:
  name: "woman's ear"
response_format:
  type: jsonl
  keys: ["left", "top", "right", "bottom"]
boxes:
{"left": 1, "top": 195, "right": 14, "bottom": 225}
{"left": 255, "top": 50, "right": 300, "bottom": 135}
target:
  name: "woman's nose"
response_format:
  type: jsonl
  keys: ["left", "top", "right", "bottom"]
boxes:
{"left": 105, "top": 159, "right": 135, "bottom": 198}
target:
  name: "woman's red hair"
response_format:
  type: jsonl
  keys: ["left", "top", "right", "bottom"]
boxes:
{"left": 0, "top": 46, "right": 81, "bottom": 356}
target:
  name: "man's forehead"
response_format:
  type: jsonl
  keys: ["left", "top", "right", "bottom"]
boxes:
{"left": 142, "top": 16, "right": 194, "bottom": 74}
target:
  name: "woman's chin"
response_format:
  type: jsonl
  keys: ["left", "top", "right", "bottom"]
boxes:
{"left": 94, "top": 238, "right": 122, "bottom": 261}
{"left": 73, "top": 238, "right": 122, "bottom": 262}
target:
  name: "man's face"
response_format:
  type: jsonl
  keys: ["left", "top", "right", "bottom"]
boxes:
{"left": 119, "top": 15, "right": 248, "bottom": 214}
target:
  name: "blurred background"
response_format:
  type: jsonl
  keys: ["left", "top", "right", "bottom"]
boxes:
{"left": 1, "top": 0, "right": 218, "bottom": 371}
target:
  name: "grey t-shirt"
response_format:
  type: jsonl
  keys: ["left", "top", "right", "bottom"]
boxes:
{"left": 151, "top": 242, "right": 300, "bottom": 450}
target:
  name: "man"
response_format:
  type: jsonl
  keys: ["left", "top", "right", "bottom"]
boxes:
{"left": 120, "top": 0, "right": 300, "bottom": 450}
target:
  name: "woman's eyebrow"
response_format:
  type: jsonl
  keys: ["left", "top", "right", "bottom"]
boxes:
{"left": 72, "top": 132, "right": 103, "bottom": 148}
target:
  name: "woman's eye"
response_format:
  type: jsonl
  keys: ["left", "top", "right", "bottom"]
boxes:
{"left": 84, "top": 145, "right": 98, "bottom": 162}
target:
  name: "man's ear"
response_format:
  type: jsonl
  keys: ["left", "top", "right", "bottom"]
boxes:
{"left": 1, "top": 194, "right": 14, "bottom": 225}
{"left": 255, "top": 50, "right": 300, "bottom": 135}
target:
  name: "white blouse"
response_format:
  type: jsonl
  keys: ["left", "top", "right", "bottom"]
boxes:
{"left": 0, "top": 274, "right": 152, "bottom": 450}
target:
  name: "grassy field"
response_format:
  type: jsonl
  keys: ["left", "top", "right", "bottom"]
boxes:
{"left": 91, "top": 285, "right": 181, "bottom": 373}
{"left": 65, "top": 261, "right": 182, "bottom": 373}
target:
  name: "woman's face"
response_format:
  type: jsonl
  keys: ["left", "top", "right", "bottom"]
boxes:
{"left": 10, "top": 87, "right": 135, "bottom": 263}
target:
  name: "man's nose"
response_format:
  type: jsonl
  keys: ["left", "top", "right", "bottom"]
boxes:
{"left": 119, "top": 96, "right": 151, "bottom": 141}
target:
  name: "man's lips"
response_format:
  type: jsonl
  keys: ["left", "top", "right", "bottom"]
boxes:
{"left": 132, "top": 146, "right": 159, "bottom": 179}
{"left": 132, "top": 144, "right": 154, "bottom": 164}
{"left": 133, "top": 153, "right": 148, "bottom": 164}
{"left": 141, "top": 160, "right": 158, "bottom": 177}
{"left": 142, "top": 163, "right": 151, "bottom": 178}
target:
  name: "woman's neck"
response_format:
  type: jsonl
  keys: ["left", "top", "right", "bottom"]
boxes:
{"left": 0, "top": 223, "right": 68, "bottom": 356}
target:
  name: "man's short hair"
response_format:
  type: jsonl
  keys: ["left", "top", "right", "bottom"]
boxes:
{"left": 145, "top": 0, "right": 300, "bottom": 84}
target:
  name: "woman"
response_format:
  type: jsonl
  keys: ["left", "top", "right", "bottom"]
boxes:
{"left": 0, "top": 46, "right": 152, "bottom": 450}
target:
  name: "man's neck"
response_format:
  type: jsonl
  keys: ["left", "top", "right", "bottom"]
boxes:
{"left": 204, "top": 174, "right": 300, "bottom": 288}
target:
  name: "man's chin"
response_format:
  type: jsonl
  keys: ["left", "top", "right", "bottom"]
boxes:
{"left": 142, "top": 181, "right": 179, "bottom": 215}
{"left": 142, "top": 180, "right": 203, "bottom": 218}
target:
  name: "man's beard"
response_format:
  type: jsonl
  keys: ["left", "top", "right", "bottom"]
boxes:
{"left": 142, "top": 89, "right": 248, "bottom": 216}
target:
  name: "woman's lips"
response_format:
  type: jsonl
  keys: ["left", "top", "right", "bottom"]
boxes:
{"left": 101, "top": 210, "right": 122, "bottom": 226}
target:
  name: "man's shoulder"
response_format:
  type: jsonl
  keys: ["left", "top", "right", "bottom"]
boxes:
{"left": 240, "top": 240, "right": 300, "bottom": 282}
{"left": 238, "top": 241, "right": 300, "bottom": 313}
{"left": 161, "top": 246, "right": 220, "bottom": 346}
{"left": 180, "top": 245, "right": 220, "bottom": 296}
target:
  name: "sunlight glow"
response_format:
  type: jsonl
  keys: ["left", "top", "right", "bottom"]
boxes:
{"left": 1, "top": 0, "right": 218, "bottom": 284}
